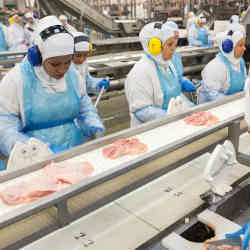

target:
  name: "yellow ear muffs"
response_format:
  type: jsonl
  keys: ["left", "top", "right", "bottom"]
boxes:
{"left": 88, "top": 43, "right": 93, "bottom": 55}
{"left": 195, "top": 19, "right": 199, "bottom": 25}
{"left": 9, "top": 17, "right": 15, "bottom": 24}
{"left": 148, "top": 38, "right": 162, "bottom": 56}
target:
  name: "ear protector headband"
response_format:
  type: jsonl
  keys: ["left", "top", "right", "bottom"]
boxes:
{"left": 74, "top": 35, "right": 93, "bottom": 54}
{"left": 222, "top": 30, "right": 234, "bottom": 53}
{"left": 148, "top": 23, "right": 163, "bottom": 56}
{"left": 27, "top": 24, "right": 71, "bottom": 67}
{"left": 196, "top": 16, "right": 206, "bottom": 25}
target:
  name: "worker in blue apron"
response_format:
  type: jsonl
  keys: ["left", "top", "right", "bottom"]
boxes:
{"left": 166, "top": 21, "right": 196, "bottom": 93}
{"left": 71, "top": 32, "right": 110, "bottom": 95}
{"left": 198, "top": 24, "right": 247, "bottom": 104}
{"left": 125, "top": 22, "right": 194, "bottom": 127}
{"left": 188, "top": 14, "right": 212, "bottom": 47}
{"left": 0, "top": 16, "right": 105, "bottom": 170}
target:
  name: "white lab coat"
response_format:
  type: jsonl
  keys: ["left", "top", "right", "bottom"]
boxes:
{"left": 125, "top": 54, "right": 176, "bottom": 127}
{"left": 186, "top": 17, "right": 196, "bottom": 36}
{"left": 0, "top": 62, "right": 85, "bottom": 125}
{"left": 7, "top": 23, "right": 28, "bottom": 51}
{"left": 244, "top": 77, "right": 250, "bottom": 126}
{"left": 73, "top": 62, "right": 87, "bottom": 93}
{"left": 24, "top": 21, "right": 38, "bottom": 46}
{"left": 197, "top": 56, "right": 246, "bottom": 103}
{"left": 65, "top": 24, "right": 77, "bottom": 34}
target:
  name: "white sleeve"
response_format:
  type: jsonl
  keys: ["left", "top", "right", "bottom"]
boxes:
{"left": 125, "top": 62, "right": 154, "bottom": 113}
{"left": 2, "top": 25, "right": 8, "bottom": 42}
{"left": 189, "top": 26, "right": 197, "bottom": 39}
{"left": 0, "top": 65, "right": 29, "bottom": 156}
{"left": 74, "top": 67, "right": 86, "bottom": 97}
{"left": 245, "top": 78, "right": 250, "bottom": 126}
{"left": 201, "top": 58, "right": 229, "bottom": 93}
{"left": 0, "top": 65, "right": 22, "bottom": 115}
{"left": 5, "top": 26, "right": 11, "bottom": 48}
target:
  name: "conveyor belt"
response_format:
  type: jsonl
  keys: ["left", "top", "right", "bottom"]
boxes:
{"left": 0, "top": 93, "right": 247, "bottom": 249}
{"left": 20, "top": 154, "right": 250, "bottom": 250}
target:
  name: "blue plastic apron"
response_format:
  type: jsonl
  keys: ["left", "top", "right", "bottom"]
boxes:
{"left": 146, "top": 53, "right": 182, "bottom": 110}
{"left": 171, "top": 51, "right": 184, "bottom": 82}
{"left": 195, "top": 24, "right": 208, "bottom": 44}
{"left": 20, "top": 59, "right": 84, "bottom": 148}
{"left": 217, "top": 53, "right": 246, "bottom": 95}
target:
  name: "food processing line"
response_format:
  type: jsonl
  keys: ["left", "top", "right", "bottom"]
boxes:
{"left": 0, "top": 92, "right": 250, "bottom": 250}
{"left": 0, "top": 44, "right": 217, "bottom": 80}
{"left": 0, "top": 45, "right": 220, "bottom": 135}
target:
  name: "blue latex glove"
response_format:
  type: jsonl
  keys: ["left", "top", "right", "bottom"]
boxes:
{"left": 97, "top": 78, "right": 110, "bottom": 90}
{"left": 226, "top": 222, "right": 250, "bottom": 250}
{"left": 0, "top": 158, "right": 6, "bottom": 171}
{"left": 85, "top": 126, "right": 105, "bottom": 140}
{"left": 133, "top": 106, "right": 166, "bottom": 123}
{"left": 49, "top": 144, "right": 69, "bottom": 154}
{"left": 181, "top": 78, "right": 196, "bottom": 92}
{"left": 200, "top": 41, "right": 212, "bottom": 48}
{"left": 207, "top": 40, "right": 213, "bottom": 48}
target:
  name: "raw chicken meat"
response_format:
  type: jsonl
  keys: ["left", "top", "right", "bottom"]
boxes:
{"left": 0, "top": 161, "right": 94, "bottom": 206}
{"left": 0, "top": 174, "right": 58, "bottom": 206}
{"left": 184, "top": 111, "right": 219, "bottom": 127}
{"left": 102, "top": 138, "right": 148, "bottom": 160}
{"left": 204, "top": 239, "right": 249, "bottom": 250}
{"left": 44, "top": 161, "right": 94, "bottom": 185}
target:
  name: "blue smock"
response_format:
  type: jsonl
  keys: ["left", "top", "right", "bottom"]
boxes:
{"left": 218, "top": 53, "right": 246, "bottom": 95}
{"left": 133, "top": 54, "right": 183, "bottom": 124}
{"left": 171, "top": 51, "right": 184, "bottom": 82}
{"left": 0, "top": 24, "right": 7, "bottom": 52}
{"left": 198, "top": 53, "right": 246, "bottom": 103}
{"left": 189, "top": 24, "right": 209, "bottom": 46}
{"left": 20, "top": 59, "right": 84, "bottom": 148}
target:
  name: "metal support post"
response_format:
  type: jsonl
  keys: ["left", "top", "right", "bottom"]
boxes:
{"left": 228, "top": 120, "right": 250, "bottom": 167}
{"left": 56, "top": 200, "right": 71, "bottom": 227}
{"left": 228, "top": 120, "right": 240, "bottom": 154}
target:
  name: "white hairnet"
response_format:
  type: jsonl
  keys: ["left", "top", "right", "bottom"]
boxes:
{"left": 59, "top": 15, "right": 67, "bottom": 21}
{"left": 25, "top": 12, "right": 33, "bottom": 19}
{"left": 228, "top": 23, "right": 246, "bottom": 36}
{"left": 230, "top": 15, "right": 240, "bottom": 24}
{"left": 165, "top": 21, "right": 178, "bottom": 31}
{"left": 72, "top": 32, "right": 90, "bottom": 52}
{"left": 196, "top": 14, "right": 207, "bottom": 23}
{"left": 189, "top": 12, "right": 194, "bottom": 17}
{"left": 139, "top": 22, "right": 175, "bottom": 65}
{"left": 34, "top": 16, "right": 74, "bottom": 61}
{"left": 216, "top": 25, "right": 245, "bottom": 64}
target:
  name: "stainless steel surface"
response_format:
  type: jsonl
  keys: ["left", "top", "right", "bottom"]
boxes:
{"left": 0, "top": 93, "right": 245, "bottom": 230}
{"left": 210, "top": 176, "right": 250, "bottom": 226}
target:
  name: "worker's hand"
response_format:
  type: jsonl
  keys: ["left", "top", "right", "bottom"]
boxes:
{"left": 207, "top": 40, "right": 213, "bottom": 48}
{"left": 226, "top": 222, "right": 250, "bottom": 250}
{"left": 86, "top": 126, "right": 105, "bottom": 140}
{"left": 98, "top": 78, "right": 110, "bottom": 91}
{"left": 181, "top": 78, "right": 196, "bottom": 92}
{"left": 49, "top": 144, "right": 69, "bottom": 154}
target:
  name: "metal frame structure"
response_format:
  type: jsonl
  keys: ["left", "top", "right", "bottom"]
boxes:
{"left": 0, "top": 92, "right": 247, "bottom": 249}
{"left": 0, "top": 46, "right": 219, "bottom": 80}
